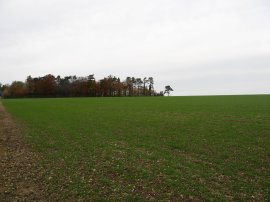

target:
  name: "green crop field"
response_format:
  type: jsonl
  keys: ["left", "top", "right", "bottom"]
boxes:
{"left": 2, "top": 95, "right": 270, "bottom": 201}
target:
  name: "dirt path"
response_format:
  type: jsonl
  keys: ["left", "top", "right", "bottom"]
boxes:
{"left": 0, "top": 103, "right": 46, "bottom": 201}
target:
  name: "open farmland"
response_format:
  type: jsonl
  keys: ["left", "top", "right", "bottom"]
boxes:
{"left": 1, "top": 95, "right": 270, "bottom": 201}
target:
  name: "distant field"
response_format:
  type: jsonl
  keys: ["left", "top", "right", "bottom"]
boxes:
{"left": 2, "top": 95, "right": 270, "bottom": 201}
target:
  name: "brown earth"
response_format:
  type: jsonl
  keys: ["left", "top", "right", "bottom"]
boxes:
{"left": 0, "top": 103, "right": 46, "bottom": 201}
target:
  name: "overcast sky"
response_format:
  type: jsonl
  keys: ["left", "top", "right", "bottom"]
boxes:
{"left": 0, "top": 0, "right": 270, "bottom": 95}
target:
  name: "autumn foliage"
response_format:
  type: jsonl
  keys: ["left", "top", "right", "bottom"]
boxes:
{"left": 1, "top": 74, "right": 163, "bottom": 98}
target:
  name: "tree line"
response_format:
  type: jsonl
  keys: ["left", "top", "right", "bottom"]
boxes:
{"left": 0, "top": 74, "right": 164, "bottom": 98}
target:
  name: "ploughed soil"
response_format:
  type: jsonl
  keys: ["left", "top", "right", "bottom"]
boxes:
{"left": 0, "top": 103, "right": 46, "bottom": 201}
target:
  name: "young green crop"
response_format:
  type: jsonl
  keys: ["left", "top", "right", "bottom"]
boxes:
{"left": 2, "top": 95, "right": 270, "bottom": 201}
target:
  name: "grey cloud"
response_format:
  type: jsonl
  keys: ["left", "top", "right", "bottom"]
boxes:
{"left": 0, "top": 0, "right": 269, "bottom": 95}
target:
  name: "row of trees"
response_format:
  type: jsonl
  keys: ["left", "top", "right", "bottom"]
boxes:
{"left": 1, "top": 74, "right": 165, "bottom": 98}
